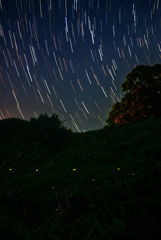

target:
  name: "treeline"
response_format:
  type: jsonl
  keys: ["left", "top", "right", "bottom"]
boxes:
{"left": 1, "top": 63, "right": 161, "bottom": 156}
{"left": 0, "top": 113, "right": 72, "bottom": 157}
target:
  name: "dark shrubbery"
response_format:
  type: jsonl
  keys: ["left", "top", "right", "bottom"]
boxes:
{"left": 0, "top": 116, "right": 161, "bottom": 239}
{"left": 1, "top": 64, "right": 161, "bottom": 239}
{"left": 0, "top": 113, "right": 72, "bottom": 157}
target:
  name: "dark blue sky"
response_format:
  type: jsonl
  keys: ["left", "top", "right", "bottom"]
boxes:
{"left": 0, "top": 0, "right": 160, "bottom": 132}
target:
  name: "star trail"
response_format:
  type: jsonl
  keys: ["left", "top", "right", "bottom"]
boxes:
{"left": 0, "top": 0, "right": 161, "bottom": 132}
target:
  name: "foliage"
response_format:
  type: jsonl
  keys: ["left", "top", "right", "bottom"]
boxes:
{"left": 0, "top": 113, "right": 72, "bottom": 156}
{"left": 106, "top": 64, "right": 161, "bottom": 125}
{"left": 30, "top": 113, "right": 66, "bottom": 130}
{"left": 0, "top": 117, "right": 161, "bottom": 239}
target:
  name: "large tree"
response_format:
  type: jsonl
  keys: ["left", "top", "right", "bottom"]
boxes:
{"left": 106, "top": 64, "right": 161, "bottom": 125}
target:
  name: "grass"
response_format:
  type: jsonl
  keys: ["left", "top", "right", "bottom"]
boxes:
{"left": 0, "top": 117, "right": 161, "bottom": 239}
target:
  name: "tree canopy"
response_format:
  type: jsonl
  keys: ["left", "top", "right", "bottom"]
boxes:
{"left": 28, "top": 113, "right": 71, "bottom": 153}
{"left": 106, "top": 64, "right": 161, "bottom": 125}
{"left": 30, "top": 112, "right": 66, "bottom": 130}
{"left": 0, "top": 113, "right": 72, "bottom": 156}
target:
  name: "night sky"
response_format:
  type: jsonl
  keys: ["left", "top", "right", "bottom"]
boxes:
{"left": 0, "top": 0, "right": 160, "bottom": 132}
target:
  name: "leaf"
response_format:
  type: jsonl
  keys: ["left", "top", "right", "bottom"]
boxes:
{"left": 113, "top": 218, "right": 126, "bottom": 230}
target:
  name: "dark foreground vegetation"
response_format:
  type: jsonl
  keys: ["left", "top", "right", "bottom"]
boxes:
{"left": 0, "top": 115, "right": 161, "bottom": 240}
{"left": 1, "top": 63, "right": 161, "bottom": 239}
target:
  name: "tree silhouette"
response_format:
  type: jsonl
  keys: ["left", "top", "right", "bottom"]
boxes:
{"left": 106, "top": 64, "right": 161, "bottom": 125}
{"left": 30, "top": 113, "right": 66, "bottom": 130}
{"left": 29, "top": 113, "right": 71, "bottom": 153}
{"left": 0, "top": 113, "right": 72, "bottom": 156}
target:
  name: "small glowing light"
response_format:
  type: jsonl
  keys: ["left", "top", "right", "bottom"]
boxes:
{"left": 45, "top": 218, "right": 47, "bottom": 220}
{"left": 51, "top": 187, "right": 55, "bottom": 189}
{"left": 9, "top": 169, "right": 12, "bottom": 171}
{"left": 132, "top": 173, "right": 135, "bottom": 175}
{"left": 72, "top": 169, "right": 76, "bottom": 171}
{"left": 9, "top": 192, "right": 11, "bottom": 194}
{"left": 36, "top": 169, "right": 39, "bottom": 171}
{"left": 89, "top": 205, "right": 92, "bottom": 207}
{"left": 117, "top": 168, "right": 121, "bottom": 170}
{"left": 56, "top": 209, "right": 59, "bottom": 211}
{"left": 92, "top": 179, "right": 95, "bottom": 181}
